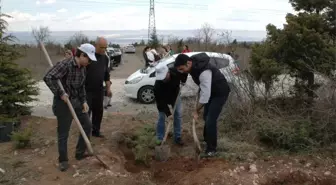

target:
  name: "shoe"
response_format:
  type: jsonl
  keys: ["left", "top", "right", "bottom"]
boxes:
{"left": 200, "top": 151, "right": 218, "bottom": 158}
{"left": 92, "top": 132, "right": 105, "bottom": 138}
{"left": 174, "top": 138, "right": 184, "bottom": 146}
{"left": 59, "top": 161, "right": 69, "bottom": 171}
{"left": 75, "top": 153, "right": 91, "bottom": 161}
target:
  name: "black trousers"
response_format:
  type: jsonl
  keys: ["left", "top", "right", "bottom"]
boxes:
{"left": 86, "top": 90, "right": 104, "bottom": 134}
{"left": 52, "top": 96, "right": 91, "bottom": 163}
{"left": 202, "top": 94, "right": 229, "bottom": 152}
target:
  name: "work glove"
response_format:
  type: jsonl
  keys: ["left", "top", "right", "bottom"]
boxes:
{"left": 82, "top": 102, "right": 89, "bottom": 113}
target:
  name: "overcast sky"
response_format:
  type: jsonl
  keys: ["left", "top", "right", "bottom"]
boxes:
{"left": 2, "top": 0, "right": 295, "bottom": 32}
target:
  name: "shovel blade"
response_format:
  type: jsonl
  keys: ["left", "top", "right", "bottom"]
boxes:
{"left": 154, "top": 145, "right": 171, "bottom": 161}
{"left": 94, "top": 155, "right": 110, "bottom": 169}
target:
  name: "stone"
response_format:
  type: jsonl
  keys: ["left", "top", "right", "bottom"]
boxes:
{"left": 249, "top": 164, "right": 258, "bottom": 173}
{"left": 324, "top": 171, "right": 331, "bottom": 176}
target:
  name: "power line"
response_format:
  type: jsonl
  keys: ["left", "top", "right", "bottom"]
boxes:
{"left": 2, "top": 0, "right": 291, "bottom": 17}
{"left": 50, "top": 0, "right": 290, "bottom": 15}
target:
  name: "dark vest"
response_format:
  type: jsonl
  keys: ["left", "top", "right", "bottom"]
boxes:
{"left": 189, "top": 53, "right": 230, "bottom": 97}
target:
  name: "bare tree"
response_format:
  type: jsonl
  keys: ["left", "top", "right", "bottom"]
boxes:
{"left": 31, "top": 26, "right": 51, "bottom": 59}
{"left": 31, "top": 26, "right": 51, "bottom": 44}
{"left": 218, "top": 30, "right": 233, "bottom": 46}
{"left": 194, "top": 29, "right": 203, "bottom": 50}
{"left": 68, "top": 32, "right": 89, "bottom": 47}
{"left": 199, "top": 22, "right": 215, "bottom": 50}
{"left": 167, "top": 35, "right": 179, "bottom": 45}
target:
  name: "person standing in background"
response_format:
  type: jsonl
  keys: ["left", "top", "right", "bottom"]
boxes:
{"left": 64, "top": 50, "right": 73, "bottom": 60}
{"left": 167, "top": 45, "right": 174, "bottom": 56}
{"left": 182, "top": 45, "right": 191, "bottom": 53}
{"left": 71, "top": 47, "right": 76, "bottom": 56}
{"left": 85, "top": 37, "right": 112, "bottom": 138}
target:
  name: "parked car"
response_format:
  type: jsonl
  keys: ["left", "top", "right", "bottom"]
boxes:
{"left": 107, "top": 47, "right": 122, "bottom": 67}
{"left": 124, "top": 45, "right": 136, "bottom": 53}
{"left": 124, "top": 52, "right": 240, "bottom": 104}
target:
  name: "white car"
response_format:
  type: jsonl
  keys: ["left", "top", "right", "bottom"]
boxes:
{"left": 124, "top": 45, "right": 136, "bottom": 53}
{"left": 124, "top": 52, "right": 240, "bottom": 104}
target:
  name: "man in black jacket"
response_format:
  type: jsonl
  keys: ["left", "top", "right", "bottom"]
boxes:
{"left": 154, "top": 63, "right": 188, "bottom": 145}
{"left": 174, "top": 53, "right": 230, "bottom": 157}
{"left": 85, "top": 37, "right": 112, "bottom": 138}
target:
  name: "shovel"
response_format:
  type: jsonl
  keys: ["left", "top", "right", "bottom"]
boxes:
{"left": 154, "top": 89, "right": 181, "bottom": 161}
{"left": 192, "top": 90, "right": 202, "bottom": 164}
{"left": 39, "top": 41, "right": 110, "bottom": 169}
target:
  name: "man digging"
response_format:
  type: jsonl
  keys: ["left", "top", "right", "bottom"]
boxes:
{"left": 86, "top": 37, "right": 112, "bottom": 138}
{"left": 43, "top": 43, "right": 97, "bottom": 171}
{"left": 174, "top": 53, "right": 231, "bottom": 157}
{"left": 154, "top": 63, "right": 188, "bottom": 145}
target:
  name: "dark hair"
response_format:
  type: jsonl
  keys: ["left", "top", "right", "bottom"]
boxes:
{"left": 174, "top": 54, "right": 190, "bottom": 67}
{"left": 163, "top": 46, "right": 168, "bottom": 52}
{"left": 75, "top": 49, "right": 88, "bottom": 58}
{"left": 143, "top": 46, "right": 150, "bottom": 53}
{"left": 184, "top": 45, "right": 189, "bottom": 50}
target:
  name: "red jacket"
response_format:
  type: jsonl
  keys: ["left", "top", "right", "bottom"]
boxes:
{"left": 182, "top": 49, "right": 191, "bottom": 53}
{"left": 71, "top": 48, "right": 76, "bottom": 56}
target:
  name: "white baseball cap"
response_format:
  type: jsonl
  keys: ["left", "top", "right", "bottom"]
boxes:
{"left": 155, "top": 63, "right": 169, "bottom": 80}
{"left": 77, "top": 43, "right": 97, "bottom": 61}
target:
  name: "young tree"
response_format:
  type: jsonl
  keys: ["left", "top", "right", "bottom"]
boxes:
{"left": 270, "top": 7, "right": 335, "bottom": 100}
{"left": 250, "top": 25, "right": 282, "bottom": 100}
{"left": 0, "top": 14, "right": 39, "bottom": 118}
{"left": 148, "top": 31, "right": 159, "bottom": 48}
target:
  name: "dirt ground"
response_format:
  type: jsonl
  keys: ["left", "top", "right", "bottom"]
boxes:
{"left": 0, "top": 114, "right": 335, "bottom": 185}
{"left": 4, "top": 46, "right": 335, "bottom": 185}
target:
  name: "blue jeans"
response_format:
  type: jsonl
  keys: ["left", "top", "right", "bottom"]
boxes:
{"left": 202, "top": 95, "right": 228, "bottom": 152}
{"left": 156, "top": 96, "right": 182, "bottom": 142}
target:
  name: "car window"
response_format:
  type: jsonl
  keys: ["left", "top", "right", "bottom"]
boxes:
{"left": 209, "top": 57, "right": 230, "bottom": 69}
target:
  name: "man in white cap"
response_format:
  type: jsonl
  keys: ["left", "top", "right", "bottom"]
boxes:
{"left": 153, "top": 63, "right": 188, "bottom": 145}
{"left": 43, "top": 43, "right": 97, "bottom": 172}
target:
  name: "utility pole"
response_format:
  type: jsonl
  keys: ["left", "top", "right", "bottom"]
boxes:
{"left": 148, "top": 0, "right": 156, "bottom": 41}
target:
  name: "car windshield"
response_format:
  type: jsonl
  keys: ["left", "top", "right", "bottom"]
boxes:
{"left": 115, "top": 48, "right": 121, "bottom": 52}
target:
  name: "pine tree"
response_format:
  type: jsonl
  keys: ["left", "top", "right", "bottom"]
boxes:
{"left": 0, "top": 14, "right": 39, "bottom": 119}
{"left": 148, "top": 31, "right": 159, "bottom": 48}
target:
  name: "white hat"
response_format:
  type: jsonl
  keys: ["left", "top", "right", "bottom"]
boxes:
{"left": 77, "top": 43, "right": 97, "bottom": 61}
{"left": 155, "top": 63, "right": 169, "bottom": 80}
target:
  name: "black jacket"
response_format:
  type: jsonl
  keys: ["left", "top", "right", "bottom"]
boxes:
{"left": 190, "top": 53, "right": 230, "bottom": 97}
{"left": 154, "top": 68, "right": 188, "bottom": 117}
{"left": 85, "top": 53, "right": 110, "bottom": 92}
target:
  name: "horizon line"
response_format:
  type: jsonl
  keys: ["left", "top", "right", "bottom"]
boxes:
{"left": 8, "top": 29, "right": 267, "bottom": 33}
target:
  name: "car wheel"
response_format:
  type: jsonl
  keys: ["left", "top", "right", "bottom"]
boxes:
{"left": 138, "top": 86, "right": 155, "bottom": 104}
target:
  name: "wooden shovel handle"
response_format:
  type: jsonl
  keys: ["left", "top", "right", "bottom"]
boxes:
{"left": 161, "top": 89, "right": 181, "bottom": 145}
{"left": 40, "top": 42, "right": 94, "bottom": 154}
{"left": 192, "top": 90, "right": 201, "bottom": 152}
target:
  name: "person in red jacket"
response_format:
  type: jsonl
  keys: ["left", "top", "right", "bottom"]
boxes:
{"left": 182, "top": 45, "right": 191, "bottom": 53}
{"left": 71, "top": 47, "right": 76, "bottom": 56}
